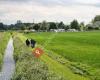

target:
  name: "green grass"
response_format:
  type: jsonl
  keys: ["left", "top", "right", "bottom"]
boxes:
{"left": 0, "top": 32, "right": 10, "bottom": 70}
{"left": 16, "top": 33, "right": 90, "bottom": 80}
{"left": 25, "top": 32, "right": 100, "bottom": 68}
{"left": 41, "top": 54, "right": 90, "bottom": 80}
{"left": 12, "top": 34, "right": 64, "bottom": 80}
{"left": 24, "top": 31, "right": 100, "bottom": 80}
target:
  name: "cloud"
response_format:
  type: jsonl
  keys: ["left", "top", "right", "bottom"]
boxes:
{"left": 75, "top": 0, "right": 100, "bottom": 4}
{"left": 0, "top": 0, "right": 100, "bottom": 24}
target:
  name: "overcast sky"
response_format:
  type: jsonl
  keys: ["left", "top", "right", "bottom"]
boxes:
{"left": 0, "top": 0, "right": 100, "bottom": 24}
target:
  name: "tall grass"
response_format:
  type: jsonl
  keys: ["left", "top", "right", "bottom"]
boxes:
{"left": 12, "top": 36, "right": 63, "bottom": 80}
{"left": 0, "top": 32, "right": 10, "bottom": 70}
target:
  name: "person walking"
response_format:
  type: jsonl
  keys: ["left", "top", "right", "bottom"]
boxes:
{"left": 30, "top": 39, "right": 36, "bottom": 48}
{"left": 26, "top": 39, "right": 30, "bottom": 46}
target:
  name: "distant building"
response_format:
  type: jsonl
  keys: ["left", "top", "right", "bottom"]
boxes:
{"left": 87, "top": 21, "right": 100, "bottom": 30}
{"left": 67, "top": 29, "right": 78, "bottom": 32}
{"left": 24, "top": 29, "right": 36, "bottom": 33}
{"left": 50, "top": 29, "right": 65, "bottom": 32}
{"left": 30, "top": 29, "right": 36, "bottom": 32}
{"left": 24, "top": 30, "right": 29, "bottom": 33}
{"left": 93, "top": 21, "right": 100, "bottom": 29}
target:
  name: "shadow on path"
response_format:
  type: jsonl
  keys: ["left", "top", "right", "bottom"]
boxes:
{"left": 0, "top": 37, "right": 15, "bottom": 80}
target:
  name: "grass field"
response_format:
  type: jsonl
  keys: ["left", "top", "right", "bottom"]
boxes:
{"left": 24, "top": 31, "right": 100, "bottom": 80}
{"left": 0, "top": 32, "right": 10, "bottom": 70}
{"left": 12, "top": 34, "right": 64, "bottom": 80}
{"left": 12, "top": 31, "right": 100, "bottom": 80}
{"left": 25, "top": 31, "right": 100, "bottom": 68}
{"left": 12, "top": 33, "right": 89, "bottom": 80}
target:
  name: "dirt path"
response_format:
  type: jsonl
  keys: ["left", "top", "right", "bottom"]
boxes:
{"left": 0, "top": 38, "right": 15, "bottom": 80}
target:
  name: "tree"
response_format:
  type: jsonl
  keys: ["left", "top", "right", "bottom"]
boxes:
{"left": 21, "top": 24, "right": 26, "bottom": 30}
{"left": 90, "top": 15, "right": 100, "bottom": 30}
{"left": 80, "top": 22, "right": 85, "bottom": 31}
{"left": 58, "top": 22, "right": 65, "bottom": 29}
{"left": 0, "top": 22, "right": 5, "bottom": 30}
{"left": 70, "top": 20, "right": 80, "bottom": 30}
{"left": 65, "top": 25, "right": 70, "bottom": 30}
{"left": 24, "top": 23, "right": 33, "bottom": 30}
{"left": 9, "top": 24, "right": 15, "bottom": 30}
{"left": 40, "top": 21, "right": 49, "bottom": 31}
{"left": 15, "top": 20, "right": 26, "bottom": 30}
{"left": 93, "top": 15, "right": 100, "bottom": 22}
{"left": 49, "top": 22, "right": 57, "bottom": 30}
{"left": 33, "top": 24, "right": 40, "bottom": 31}
{"left": 86, "top": 24, "right": 94, "bottom": 30}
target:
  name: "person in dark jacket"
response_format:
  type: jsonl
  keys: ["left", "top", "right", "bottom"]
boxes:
{"left": 26, "top": 39, "right": 30, "bottom": 46}
{"left": 30, "top": 39, "right": 36, "bottom": 48}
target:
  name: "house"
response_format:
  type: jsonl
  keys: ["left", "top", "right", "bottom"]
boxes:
{"left": 93, "top": 21, "right": 100, "bottom": 29}
{"left": 50, "top": 29, "right": 65, "bottom": 32}
{"left": 30, "top": 29, "right": 36, "bottom": 32}
{"left": 87, "top": 21, "right": 100, "bottom": 30}
{"left": 67, "top": 29, "right": 78, "bottom": 32}
{"left": 24, "top": 29, "right": 36, "bottom": 33}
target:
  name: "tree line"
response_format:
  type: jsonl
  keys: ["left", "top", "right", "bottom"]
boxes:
{"left": 0, "top": 15, "right": 100, "bottom": 31}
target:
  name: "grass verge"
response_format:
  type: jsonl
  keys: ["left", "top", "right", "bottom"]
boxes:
{"left": 12, "top": 35, "right": 63, "bottom": 80}
{"left": 0, "top": 32, "right": 10, "bottom": 70}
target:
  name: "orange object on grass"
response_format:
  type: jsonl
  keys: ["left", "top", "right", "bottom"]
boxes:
{"left": 32, "top": 48, "right": 44, "bottom": 58}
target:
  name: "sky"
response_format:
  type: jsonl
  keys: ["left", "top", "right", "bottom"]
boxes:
{"left": 0, "top": 0, "right": 100, "bottom": 24}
